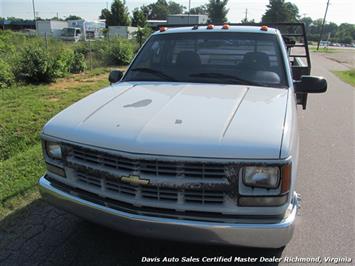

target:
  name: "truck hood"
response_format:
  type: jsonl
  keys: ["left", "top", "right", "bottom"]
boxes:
{"left": 43, "top": 82, "right": 288, "bottom": 159}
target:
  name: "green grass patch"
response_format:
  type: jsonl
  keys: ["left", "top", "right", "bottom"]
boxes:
{"left": 309, "top": 47, "right": 340, "bottom": 53}
{"left": 0, "top": 188, "right": 40, "bottom": 220}
{"left": 333, "top": 69, "right": 355, "bottom": 87}
{"left": 0, "top": 144, "right": 44, "bottom": 203}
{"left": 0, "top": 68, "right": 113, "bottom": 214}
{"left": 0, "top": 72, "right": 109, "bottom": 161}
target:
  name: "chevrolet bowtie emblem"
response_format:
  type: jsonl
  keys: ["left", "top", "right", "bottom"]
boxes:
{"left": 120, "top": 175, "right": 149, "bottom": 186}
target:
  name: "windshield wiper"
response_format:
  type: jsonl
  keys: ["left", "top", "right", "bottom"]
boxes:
{"left": 130, "top": 67, "right": 176, "bottom": 81}
{"left": 190, "top": 72, "right": 265, "bottom": 87}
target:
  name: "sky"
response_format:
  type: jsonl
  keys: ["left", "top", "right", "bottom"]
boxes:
{"left": 1, "top": 0, "right": 354, "bottom": 25}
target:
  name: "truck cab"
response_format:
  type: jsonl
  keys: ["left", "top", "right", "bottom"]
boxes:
{"left": 39, "top": 23, "right": 326, "bottom": 248}
{"left": 61, "top": 27, "right": 81, "bottom": 42}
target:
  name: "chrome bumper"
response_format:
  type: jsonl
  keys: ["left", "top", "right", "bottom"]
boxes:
{"left": 39, "top": 176, "right": 297, "bottom": 248}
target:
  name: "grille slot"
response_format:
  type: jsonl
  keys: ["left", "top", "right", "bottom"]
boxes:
{"left": 106, "top": 179, "right": 137, "bottom": 197}
{"left": 141, "top": 187, "right": 178, "bottom": 202}
{"left": 77, "top": 173, "right": 101, "bottom": 188}
{"left": 184, "top": 189, "right": 225, "bottom": 204}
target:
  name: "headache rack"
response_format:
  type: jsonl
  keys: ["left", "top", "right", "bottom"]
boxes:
{"left": 158, "top": 22, "right": 311, "bottom": 109}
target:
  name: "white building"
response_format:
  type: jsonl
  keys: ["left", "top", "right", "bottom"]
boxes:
{"left": 108, "top": 26, "right": 138, "bottom": 39}
{"left": 36, "top": 20, "right": 68, "bottom": 37}
{"left": 147, "top": 20, "right": 167, "bottom": 27}
{"left": 167, "top": 14, "right": 208, "bottom": 25}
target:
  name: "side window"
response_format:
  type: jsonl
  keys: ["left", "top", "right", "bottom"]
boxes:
{"left": 137, "top": 40, "right": 165, "bottom": 68}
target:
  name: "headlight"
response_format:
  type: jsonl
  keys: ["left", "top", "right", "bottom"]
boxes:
{"left": 45, "top": 141, "right": 62, "bottom": 159}
{"left": 242, "top": 166, "right": 280, "bottom": 189}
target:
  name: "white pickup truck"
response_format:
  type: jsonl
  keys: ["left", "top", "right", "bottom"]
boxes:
{"left": 39, "top": 23, "right": 327, "bottom": 248}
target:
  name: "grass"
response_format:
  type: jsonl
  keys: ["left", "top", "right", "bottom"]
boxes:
{"left": 333, "top": 69, "right": 355, "bottom": 87}
{"left": 0, "top": 67, "right": 117, "bottom": 219}
{"left": 309, "top": 47, "right": 339, "bottom": 53}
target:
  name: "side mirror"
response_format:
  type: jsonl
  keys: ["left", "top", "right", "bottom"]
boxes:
{"left": 294, "top": 75, "right": 327, "bottom": 93}
{"left": 108, "top": 70, "right": 123, "bottom": 84}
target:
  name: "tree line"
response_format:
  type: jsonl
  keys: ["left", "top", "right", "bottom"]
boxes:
{"left": 98, "top": 0, "right": 354, "bottom": 44}
{"left": 1, "top": 0, "right": 354, "bottom": 44}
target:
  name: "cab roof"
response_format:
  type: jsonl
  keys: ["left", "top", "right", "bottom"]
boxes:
{"left": 153, "top": 25, "right": 279, "bottom": 35}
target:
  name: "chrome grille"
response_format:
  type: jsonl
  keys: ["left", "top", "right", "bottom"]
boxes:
{"left": 71, "top": 147, "right": 226, "bottom": 179}
{"left": 74, "top": 172, "right": 225, "bottom": 205}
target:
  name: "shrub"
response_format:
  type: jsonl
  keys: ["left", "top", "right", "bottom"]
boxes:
{"left": 53, "top": 48, "right": 74, "bottom": 77}
{"left": 0, "top": 59, "right": 15, "bottom": 88}
{"left": 106, "top": 38, "right": 134, "bottom": 65}
{"left": 69, "top": 52, "right": 87, "bottom": 73}
{"left": 16, "top": 45, "right": 57, "bottom": 83}
{"left": 135, "top": 26, "right": 153, "bottom": 47}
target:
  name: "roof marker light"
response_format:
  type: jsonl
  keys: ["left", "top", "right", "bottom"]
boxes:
{"left": 207, "top": 24, "right": 214, "bottom": 29}
{"left": 260, "top": 25, "right": 268, "bottom": 31}
{"left": 222, "top": 23, "right": 230, "bottom": 30}
{"left": 159, "top": 26, "right": 167, "bottom": 32}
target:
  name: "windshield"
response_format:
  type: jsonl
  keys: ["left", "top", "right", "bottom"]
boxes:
{"left": 61, "top": 28, "right": 76, "bottom": 37}
{"left": 124, "top": 32, "right": 288, "bottom": 88}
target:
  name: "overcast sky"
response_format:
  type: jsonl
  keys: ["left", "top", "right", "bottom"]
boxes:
{"left": 1, "top": 0, "right": 354, "bottom": 24}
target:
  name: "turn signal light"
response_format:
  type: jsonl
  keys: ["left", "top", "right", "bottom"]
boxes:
{"left": 260, "top": 25, "right": 268, "bottom": 31}
{"left": 207, "top": 24, "right": 214, "bottom": 29}
{"left": 159, "top": 26, "right": 167, "bottom": 32}
{"left": 281, "top": 164, "right": 292, "bottom": 193}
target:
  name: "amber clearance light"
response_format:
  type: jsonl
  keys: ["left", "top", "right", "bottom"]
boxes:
{"left": 222, "top": 23, "right": 230, "bottom": 30}
{"left": 207, "top": 24, "right": 214, "bottom": 29}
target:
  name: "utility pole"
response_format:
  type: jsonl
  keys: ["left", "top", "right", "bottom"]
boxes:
{"left": 32, "top": 0, "right": 36, "bottom": 29}
{"left": 188, "top": 0, "right": 191, "bottom": 25}
{"left": 244, "top": 8, "right": 248, "bottom": 22}
{"left": 317, "top": 0, "right": 330, "bottom": 50}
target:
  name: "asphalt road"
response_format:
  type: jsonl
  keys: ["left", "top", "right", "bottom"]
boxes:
{"left": 0, "top": 52, "right": 354, "bottom": 266}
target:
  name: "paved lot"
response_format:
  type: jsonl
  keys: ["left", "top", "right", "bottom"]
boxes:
{"left": 0, "top": 51, "right": 354, "bottom": 265}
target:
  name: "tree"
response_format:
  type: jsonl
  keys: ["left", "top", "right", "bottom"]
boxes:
{"left": 262, "top": 0, "right": 299, "bottom": 23}
{"left": 207, "top": 0, "right": 229, "bottom": 24}
{"left": 335, "top": 23, "right": 355, "bottom": 44}
{"left": 185, "top": 5, "right": 208, "bottom": 15}
{"left": 132, "top": 8, "right": 147, "bottom": 27}
{"left": 168, "top": 1, "right": 185, "bottom": 14}
{"left": 135, "top": 26, "right": 153, "bottom": 46}
{"left": 99, "top": 0, "right": 130, "bottom": 26}
{"left": 100, "top": 8, "right": 111, "bottom": 23}
{"left": 144, "top": 0, "right": 186, "bottom": 20}
{"left": 149, "top": 0, "right": 169, "bottom": 20}
{"left": 65, "top": 15, "right": 82, "bottom": 21}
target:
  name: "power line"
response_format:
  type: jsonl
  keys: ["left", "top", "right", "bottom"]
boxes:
{"left": 317, "top": 0, "right": 330, "bottom": 50}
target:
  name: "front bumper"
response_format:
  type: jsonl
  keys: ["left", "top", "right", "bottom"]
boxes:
{"left": 39, "top": 175, "right": 297, "bottom": 248}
